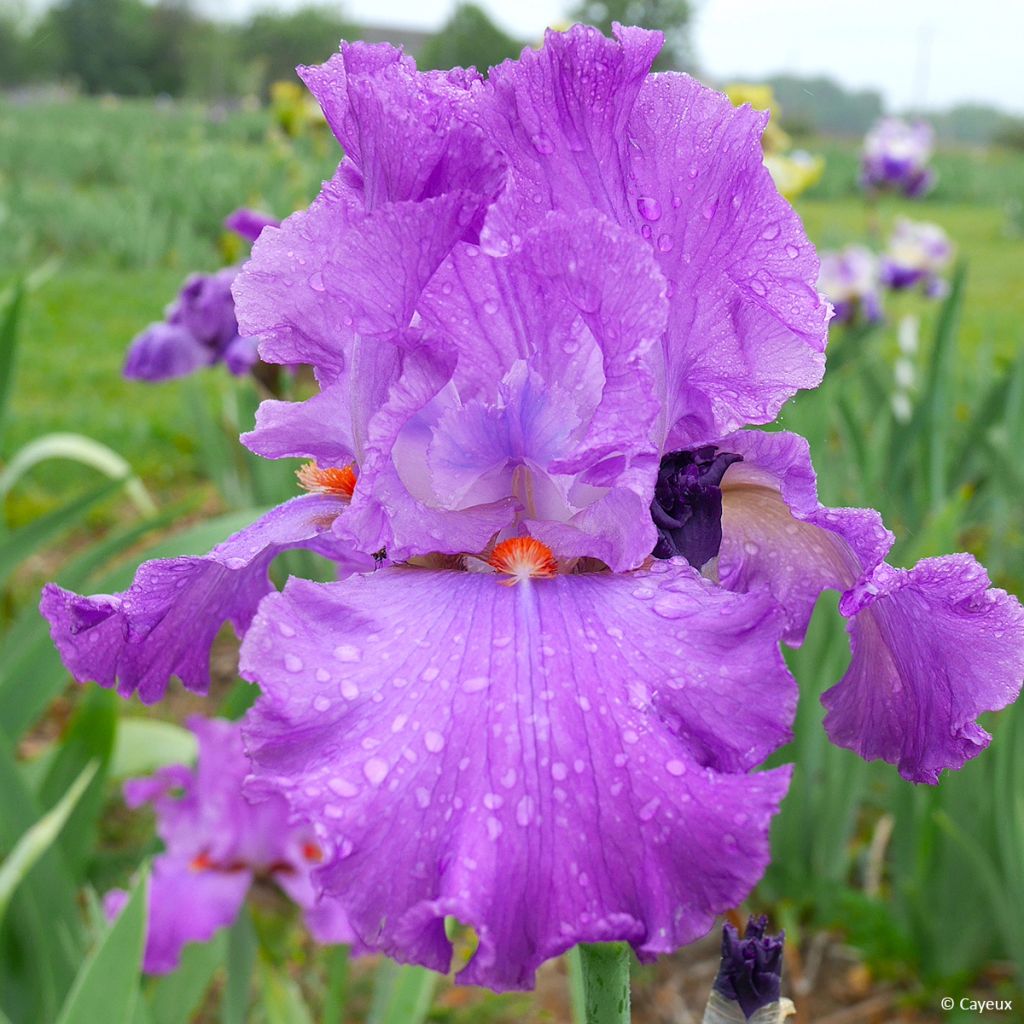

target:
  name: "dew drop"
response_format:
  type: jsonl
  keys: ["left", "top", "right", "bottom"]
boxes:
{"left": 424, "top": 730, "right": 445, "bottom": 753}
{"left": 636, "top": 196, "right": 662, "bottom": 221}
{"left": 638, "top": 797, "right": 660, "bottom": 821}
{"left": 313, "top": 696, "right": 330, "bottom": 712}
{"left": 334, "top": 644, "right": 361, "bottom": 663}
{"left": 329, "top": 777, "right": 357, "bottom": 798}
{"left": 462, "top": 675, "right": 489, "bottom": 694}
{"left": 657, "top": 234, "right": 674, "bottom": 253}
{"left": 285, "top": 654, "right": 303, "bottom": 673}
{"left": 363, "top": 757, "right": 389, "bottom": 785}
{"left": 531, "top": 133, "right": 554, "bottom": 155}
{"left": 516, "top": 796, "right": 534, "bottom": 826}
{"left": 666, "top": 759, "right": 687, "bottom": 777}
{"left": 309, "top": 271, "right": 325, "bottom": 292}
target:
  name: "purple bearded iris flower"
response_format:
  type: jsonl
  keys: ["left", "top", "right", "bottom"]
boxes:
{"left": 880, "top": 217, "right": 954, "bottom": 298}
{"left": 41, "top": 26, "right": 1024, "bottom": 991}
{"left": 861, "top": 118, "right": 935, "bottom": 198}
{"left": 104, "top": 716, "right": 353, "bottom": 973}
{"left": 123, "top": 209, "right": 280, "bottom": 383}
{"left": 817, "top": 245, "right": 884, "bottom": 326}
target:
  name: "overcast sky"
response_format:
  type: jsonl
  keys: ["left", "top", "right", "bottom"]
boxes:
{"left": 22, "top": 0, "right": 1020, "bottom": 112}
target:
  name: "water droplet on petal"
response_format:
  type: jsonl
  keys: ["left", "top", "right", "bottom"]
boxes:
{"left": 531, "top": 133, "right": 554, "bottom": 155}
{"left": 363, "top": 757, "right": 389, "bottom": 785}
{"left": 516, "top": 796, "right": 534, "bottom": 826}
{"left": 637, "top": 196, "right": 662, "bottom": 221}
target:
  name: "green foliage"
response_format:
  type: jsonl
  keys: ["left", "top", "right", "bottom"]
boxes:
{"left": 418, "top": 3, "right": 524, "bottom": 73}
{"left": 54, "top": 868, "right": 148, "bottom": 1024}
{"left": 238, "top": 6, "right": 359, "bottom": 97}
{"left": 765, "top": 74, "right": 883, "bottom": 137}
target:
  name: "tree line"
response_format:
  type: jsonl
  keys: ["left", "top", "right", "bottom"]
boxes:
{"left": 0, "top": 0, "right": 694, "bottom": 99}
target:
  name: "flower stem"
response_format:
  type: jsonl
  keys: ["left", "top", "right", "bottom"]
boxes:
{"left": 571, "top": 942, "right": 631, "bottom": 1024}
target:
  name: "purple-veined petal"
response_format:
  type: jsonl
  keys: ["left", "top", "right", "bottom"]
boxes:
{"left": 243, "top": 382, "right": 358, "bottom": 467}
{"left": 234, "top": 175, "right": 482, "bottom": 378}
{"left": 477, "top": 25, "right": 828, "bottom": 444}
{"left": 825, "top": 557, "right": 1024, "bottom": 783}
{"left": 332, "top": 327, "right": 515, "bottom": 559}
{"left": 40, "top": 495, "right": 360, "bottom": 703}
{"left": 627, "top": 76, "right": 829, "bottom": 443}
{"left": 240, "top": 562, "right": 794, "bottom": 991}
{"left": 482, "top": 24, "right": 661, "bottom": 232}
{"left": 299, "top": 42, "right": 501, "bottom": 212}
{"left": 713, "top": 429, "right": 1024, "bottom": 781}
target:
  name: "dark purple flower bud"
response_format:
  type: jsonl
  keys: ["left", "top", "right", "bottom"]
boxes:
{"left": 651, "top": 446, "right": 742, "bottom": 567}
{"left": 224, "top": 208, "right": 280, "bottom": 244}
{"left": 713, "top": 915, "right": 785, "bottom": 1019}
{"left": 123, "top": 322, "right": 213, "bottom": 382}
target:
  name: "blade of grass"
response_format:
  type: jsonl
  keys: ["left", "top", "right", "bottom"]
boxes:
{"left": 37, "top": 689, "right": 118, "bottom": 878}
{"left": 0, "top": 477, "right": 126, "bottom": 589}
{"left": 54, "top": 866, "right": 148, "bottom": 1024}
{"left": 0, "top": 282, "right": 24, "bottom": 450}
{"left": 0, "top": 734, "right": 84, "bottom": 1020}
{"left": 222, "top": 906, "right": 256, "bottom": 1024}
{"left": 366, "top": 960, "right": 438, "bottom": 1024}
{"left": 147, "top": 932, "right": 227, "bottom": 1024}
{"left": 0, "top": 433, "right": 155, "bottom": 517}
{"left": 0, "top": 761, "right": 98, "bottom": 925}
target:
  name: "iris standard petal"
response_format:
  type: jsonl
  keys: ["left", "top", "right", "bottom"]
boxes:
{"left": 40, "top": 494, "right": 356, "bottom": 703}
{"left": 483, "top": 25, "right": 661, "bottom": 231}
{"left": 628, "top": 76, "right": 828, "bottom": 443}
{"left": 240, "top": 563, "right": 794, "bottom": 991}
{"left": 234, "top": 181, "right": 483, "bottom": 378}
{"left": 299, "top": 41, "right": 501, "bottom": 212}
{"left": 477, "top": 24, "right": 828, "bottom": 445}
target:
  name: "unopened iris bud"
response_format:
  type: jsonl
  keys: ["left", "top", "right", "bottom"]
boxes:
{"left": 703, "top": 915, "right": 786, "bottom": 1022}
